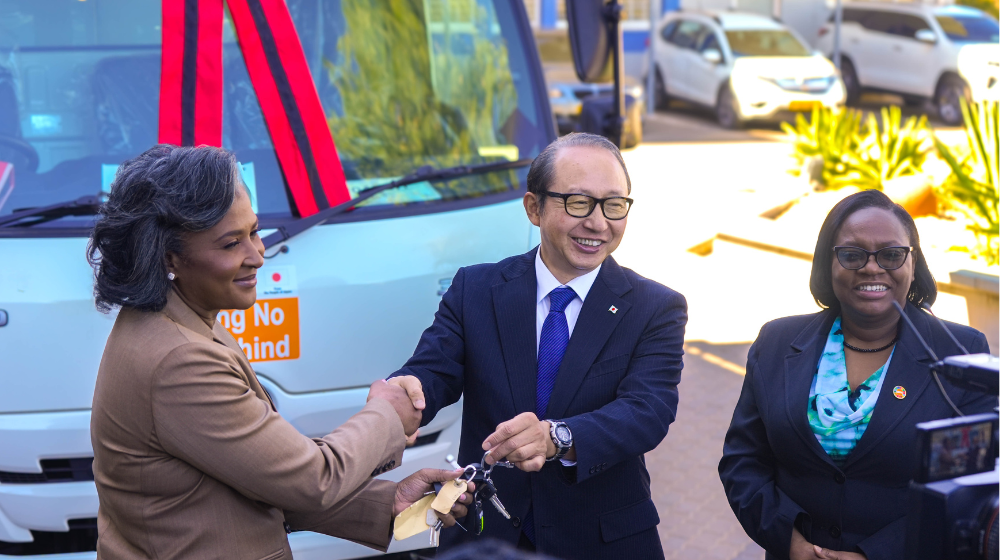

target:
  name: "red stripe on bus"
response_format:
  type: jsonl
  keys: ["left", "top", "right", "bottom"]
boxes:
{"left": 257, "top": 0, "right": 350, "bottom": 206}
{"left": 194, "top": 0, "right": 223, "bottom": 147}
{"left": 228, "top": 0, "right": 320, "bottom": 216}
{"left": 158, "top": 0, "right": 185, "bottom": 145}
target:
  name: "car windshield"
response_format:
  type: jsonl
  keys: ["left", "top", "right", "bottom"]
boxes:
{"left": 724, "top": 30, "right": 811, "bottom": 57}
{"left": 935, "top": 14, "right": 1000, "bottom": 43}
{"left": 0, "top": 0, "right": 548, "bottom": 229}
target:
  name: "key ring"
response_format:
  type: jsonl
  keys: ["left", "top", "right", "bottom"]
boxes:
{"left": 480, "top": 450, "right": 513, "bottom": 477}
{"left": 458, "top": 465, "right": 478, "bottom": 482}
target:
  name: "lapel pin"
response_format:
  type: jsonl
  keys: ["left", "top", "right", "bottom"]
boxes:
{"left": 892, "top": 386, "right": 906, "bottom": 399}
{"left": 609, "top": 305, "right": 618, "bottom": 314}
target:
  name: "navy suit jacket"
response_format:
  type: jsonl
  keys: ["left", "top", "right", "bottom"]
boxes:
{"left": 719, "top": 304, "right": 995, "bottom": 560}
{"left": 392, "top": 248, "right": 687, "bottom": 559}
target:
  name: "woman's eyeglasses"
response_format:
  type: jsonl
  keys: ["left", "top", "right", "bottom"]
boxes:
{"left": 833, "top": 246, "right": 913, "bottom": 270}
{"left": 541, "top": 191, "right": 633, "bottom": 220}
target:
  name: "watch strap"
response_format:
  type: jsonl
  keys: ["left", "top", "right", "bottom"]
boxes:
{"left": 547, "top": 420, "right": 571, "bottom": 462}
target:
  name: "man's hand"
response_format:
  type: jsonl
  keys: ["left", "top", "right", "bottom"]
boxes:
{"left": 386, "top": 376, "right": 426, "bottom": 445}
{"left": 789, "top": 528, "right": 823, "bottom": 560}
{"left": 813, "top": 547, "right": 867, "bottom": 560}
{"left": 367, "top": 380, "right": 421, "bottom": 437}
{"left": 481, "top": 412, "right": 557, "bottom": 472}
{"left": 393, "top": 469, "right": 475, "bottom": 527}
{"left": 387, "top": 375, "right": 425, "bottom": 411}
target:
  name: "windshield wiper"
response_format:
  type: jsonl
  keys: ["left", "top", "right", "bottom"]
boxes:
{"left": 262, "top": 158, "right": 532, "bottom": 249}
{"left": 0, "top": 195, "right": 102, "bottom": 228}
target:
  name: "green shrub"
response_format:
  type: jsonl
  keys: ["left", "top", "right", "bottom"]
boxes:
{"left": 784, "top": 106, "right": 931, "bottom": 191}
{"left": 935, "top": 100, "right": 1000, "bottom": 265}
{"left": 831, "top": 106, "right": 932, "bottom": 191}
{"left": 782, "top": 105, "right": 865, "bottom": 189}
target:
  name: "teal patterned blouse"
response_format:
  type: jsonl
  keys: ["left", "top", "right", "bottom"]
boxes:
{"left": 807, "top": 317, "right": 893, "bottom": 467}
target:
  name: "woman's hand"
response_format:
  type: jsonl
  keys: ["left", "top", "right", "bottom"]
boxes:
{"left": 393, "top": 468, "right": 475, "bottom": 527}
{"left": 386, "top": 376, "right": 425, "bottom": 445}
{"left": 367, "top": 380, "right": 422, "bottom": 436}
{"left": 813, "top": 546, "right": 867, "bottom": 560}
{"left": 790, "top": 528, "right": 823, "bottom": 560}
{"left": 789, "top": 528, "right": 867, "bottom": 560}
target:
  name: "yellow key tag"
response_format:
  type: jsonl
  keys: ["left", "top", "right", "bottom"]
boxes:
{"left": 392, "top": 494, "right": 435, "bottom": 541}
{"left": 431, "top": 479, "right": 468, "bottom": 514}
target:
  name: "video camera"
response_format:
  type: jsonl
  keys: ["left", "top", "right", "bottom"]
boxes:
{"left": 895, "top": 302, "right": 1000, "bottom": 560}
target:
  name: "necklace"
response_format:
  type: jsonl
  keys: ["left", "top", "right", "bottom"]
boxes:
{"left": 844, "top": 333, "right": 899, "bottom": 353}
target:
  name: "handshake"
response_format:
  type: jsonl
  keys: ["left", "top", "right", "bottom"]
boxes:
{"left": 367, "top": 376, "right": 568, "bottom": 472}
{"left": 366, "top": 375, "right": 426, "bottom": 444}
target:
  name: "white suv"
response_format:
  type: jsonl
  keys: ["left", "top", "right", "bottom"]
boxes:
{"left": 817, "top": 3, "right": 999, "bottom": 125}
{"left": 652, "top": 11, "right": 845, "bottom": 128}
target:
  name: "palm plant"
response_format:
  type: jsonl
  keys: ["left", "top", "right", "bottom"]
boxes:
{"left": 830, "top": 106, "right": 932, "bottom": 191}
{"left": 935, "top": 100, "right": 1000, "bottom": 264}
{"left": 782, "top": 105, "right": 866, "bottom": 190}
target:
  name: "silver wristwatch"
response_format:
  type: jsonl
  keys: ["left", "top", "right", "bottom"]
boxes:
{"left": 547, "top": 420, "right": 573, "bottom": 462}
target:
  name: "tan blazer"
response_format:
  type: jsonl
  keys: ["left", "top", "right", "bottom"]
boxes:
{"left": 91, "top": 290, "right": 405, "bottom": 559}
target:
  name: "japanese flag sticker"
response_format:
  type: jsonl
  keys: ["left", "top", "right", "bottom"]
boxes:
{"left": 609, "top": 305, "right": 618, "bottom": 314}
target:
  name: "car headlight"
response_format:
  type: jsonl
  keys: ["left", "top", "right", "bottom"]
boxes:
{"left": 759, "top": 76, "right": 836, "bottom": 93}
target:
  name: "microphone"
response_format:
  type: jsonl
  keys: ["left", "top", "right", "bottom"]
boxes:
{"left": 919, "top": 302, "right": 969, "bottom": 355}
{"left": 891, "top": 300, "right": 962, "bottom": 417}
{"left": 891, "top": 300, "right": 939, "bottom": 362}
{"left": 892, "top": 300, "right": 1000, "bottom": 415}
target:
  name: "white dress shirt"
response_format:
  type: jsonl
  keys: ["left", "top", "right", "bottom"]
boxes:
{"left": 535, "top": 250, "right": 602, "bottom": 352}
{"left": 534, "top": 251, "right": 601, "bottom": 466}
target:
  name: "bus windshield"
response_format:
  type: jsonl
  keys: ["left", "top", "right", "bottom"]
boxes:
{"left": 0, "top": 0, "right": 548, "bottom": 228}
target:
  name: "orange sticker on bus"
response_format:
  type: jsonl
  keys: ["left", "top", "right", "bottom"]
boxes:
{"left": 218, "top": 297, "right": 300, "bottom": 362}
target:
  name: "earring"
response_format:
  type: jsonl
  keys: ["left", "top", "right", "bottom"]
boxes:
{"left": 167, "top": 272, "right": 176, "bottom": 281}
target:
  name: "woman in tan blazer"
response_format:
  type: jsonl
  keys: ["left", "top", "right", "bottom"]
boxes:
{"left": 87, "top": 145, "right": 469, "bottom": 559}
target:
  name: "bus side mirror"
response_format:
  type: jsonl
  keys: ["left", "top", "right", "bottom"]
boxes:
{"left": 566, "top": 0, "right": 611, "bottom": 83}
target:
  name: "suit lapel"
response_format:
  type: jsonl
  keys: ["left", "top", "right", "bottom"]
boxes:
{"left": 544, "top": 257, "right": 632, "bottom": 420}
{"left": 843, "top": 304, "right": 935, "bottom": 468}
{"left": 493, "top": 250, "right": 540, "bottom": 415}
{"left": 784, "top": 311, "right": 839, "bottom": 467}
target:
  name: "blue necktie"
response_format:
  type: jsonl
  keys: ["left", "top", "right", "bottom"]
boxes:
{"left": 524, "top": 286, "right": 576, "bottom": 545}
{"left": 536, "top": 286, "right": 576, "bottom": 418}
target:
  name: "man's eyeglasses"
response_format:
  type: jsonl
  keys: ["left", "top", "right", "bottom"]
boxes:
{"left": 541, "top": 191, "right": 634, "bottom": 220}
{"left": 833, "top": 246, "right": 913, "bottom": 270}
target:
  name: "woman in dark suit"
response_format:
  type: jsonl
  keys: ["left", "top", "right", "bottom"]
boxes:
{"left": 719, "top": 190, "right": 995, "bottom": 560}
{"left": 87, "top": 145, "right": 470, "bottom": 559}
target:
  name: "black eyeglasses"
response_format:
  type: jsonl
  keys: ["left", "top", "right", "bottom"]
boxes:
{"left": 541, "top": 191, "right": 634, "bottom": 220}
{"left": 833, "top": 246, "right": 913, "bottom": 270}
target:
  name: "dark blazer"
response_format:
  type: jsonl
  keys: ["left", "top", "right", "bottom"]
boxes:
{"left": 392, "top": 248, "right": 687, "bottom": 560}
{"left": 718, "top": 304, "right": 995, "bottom": 560}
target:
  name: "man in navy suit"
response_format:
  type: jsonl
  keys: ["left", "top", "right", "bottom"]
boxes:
{"left": 390, "top": 133, "right": 687, "bottom": 559}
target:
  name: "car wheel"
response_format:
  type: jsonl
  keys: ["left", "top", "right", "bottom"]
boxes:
{"left": 936, "top": 75, "right": 970, "bottom": 126}
{"left": 840, "top": 58, "right": 861, "bottom": 105}
{"left": 654, "top": 67, "right": 670, "bottom": 111}
{"left": 716, "top": 85, "right": 742, "bottom": 129}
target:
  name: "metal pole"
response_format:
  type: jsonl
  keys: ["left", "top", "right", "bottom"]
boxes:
{"left": 647, "top": 0, "right": 657, "bottom": 115}
{"left": 611, "top": 0, "right": 625, "bottom": 148}
{"left": 833, "top": 0, "right": 843, "bottom": 69}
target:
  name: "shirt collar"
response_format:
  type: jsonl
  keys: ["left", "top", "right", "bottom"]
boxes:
{"left": 535, "top": 249, "right": 602, "bottom": 305}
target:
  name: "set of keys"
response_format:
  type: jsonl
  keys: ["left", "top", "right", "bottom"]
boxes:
{"left": 427, "top": 452, "right": 514, "bottom": 546}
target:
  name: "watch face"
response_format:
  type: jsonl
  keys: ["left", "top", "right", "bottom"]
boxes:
{"left": 555, "top": 425, "right": 571, "bottom": 444}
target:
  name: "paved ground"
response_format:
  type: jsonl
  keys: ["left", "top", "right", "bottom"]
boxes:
{"left": 647, "top": 341, "right": 763, "bottom": 560}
